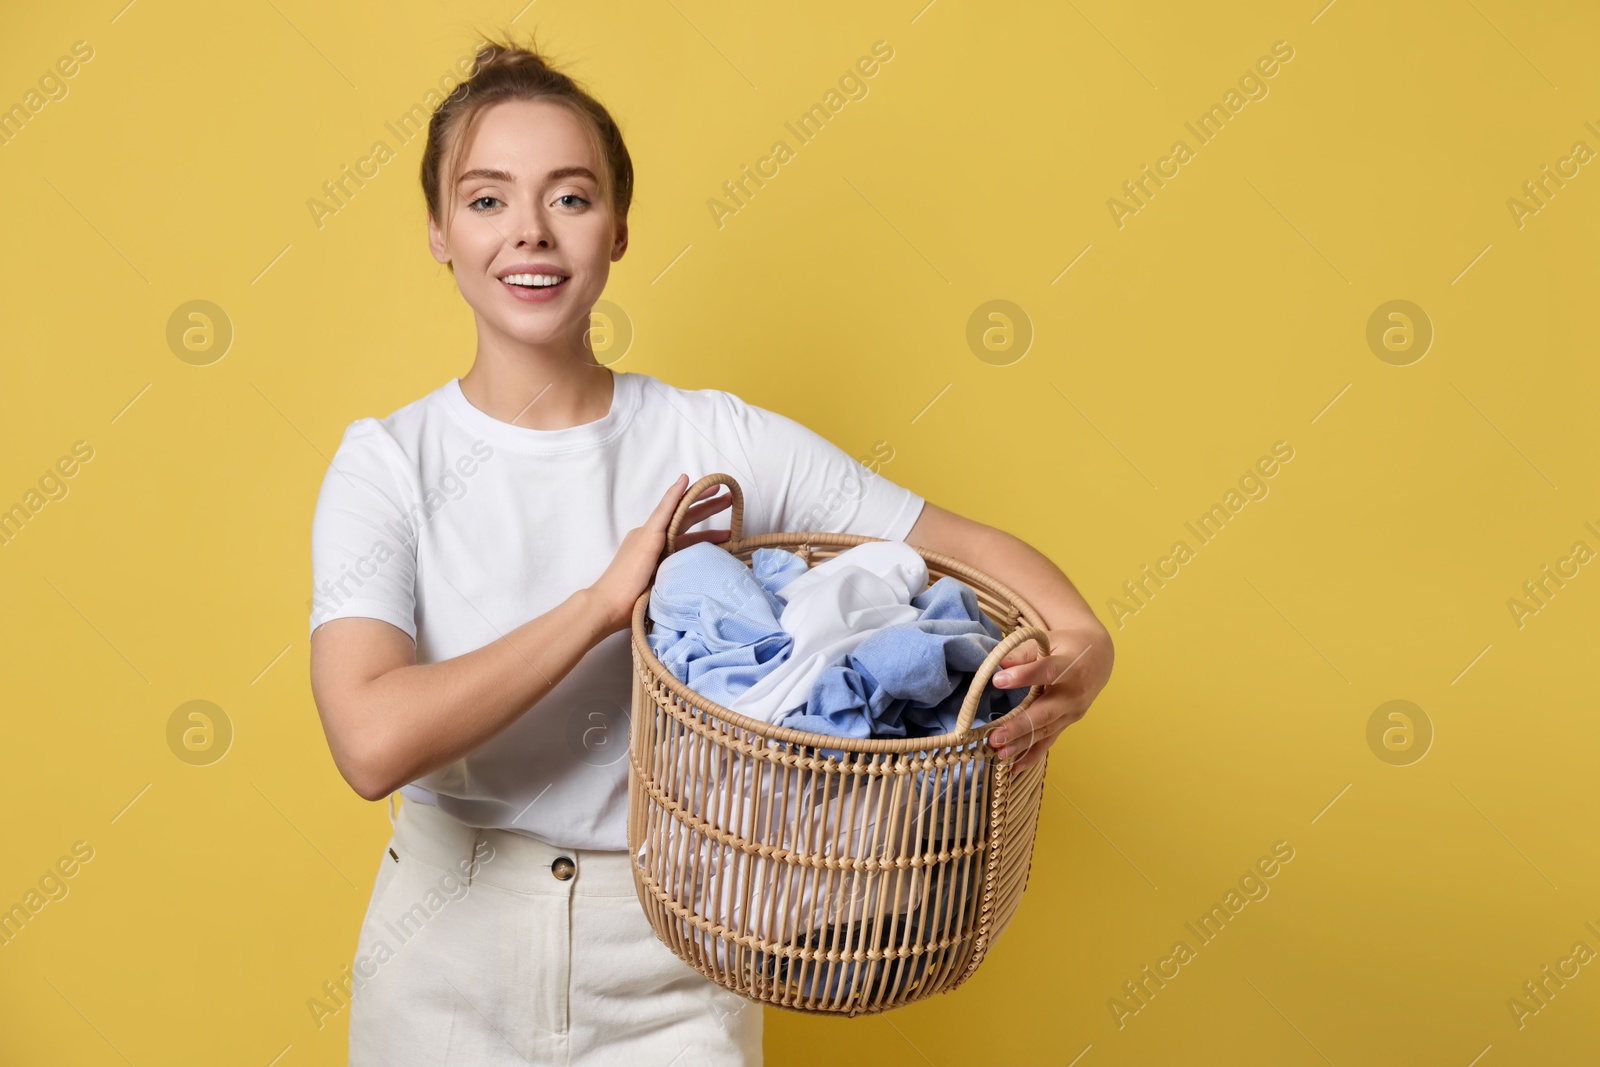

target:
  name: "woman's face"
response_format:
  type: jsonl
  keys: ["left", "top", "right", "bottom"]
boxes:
{"left": 428, "top": 98, "right": 626, "bottom": 350}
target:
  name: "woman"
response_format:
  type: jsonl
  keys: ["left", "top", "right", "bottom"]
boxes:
{"left": 308, "top": 31, "right": 1113, "bottom": 1067}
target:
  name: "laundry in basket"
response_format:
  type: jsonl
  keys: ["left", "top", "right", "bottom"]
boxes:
{"left": 646, "top": 538, "right": 1024, "bottom": 736}
{"left": 639, "top": 536, "right": 1026, "bottom": 969}
{"left": 627, "top": 472, "right": 1052, "bottom": 1015}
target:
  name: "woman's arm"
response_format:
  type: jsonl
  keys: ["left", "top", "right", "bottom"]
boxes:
{"left": 310, "top": 475, "right": 732, "bottom": 802}
{"left": 903, "top": 500, "right": 1114, "bottom": 766}
{"left": 309, "top": 591, "right": 612, "bottom": 802}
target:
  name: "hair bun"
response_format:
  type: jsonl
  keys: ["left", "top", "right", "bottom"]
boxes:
{"left": 471, "top": 40, "right": 549, "bottom": 77}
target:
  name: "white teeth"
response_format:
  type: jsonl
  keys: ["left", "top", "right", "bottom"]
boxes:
{"left": 502, "top": 273, "right": 566, "bottom": 287}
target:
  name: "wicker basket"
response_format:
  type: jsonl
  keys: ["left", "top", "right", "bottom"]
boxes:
{"left": 627, "top": 472, "right": 1052, "bottom": 1016}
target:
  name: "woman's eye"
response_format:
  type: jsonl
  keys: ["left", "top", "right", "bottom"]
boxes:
{"left": 468, "top": 196, "right": 500, "bottom": 211}
{"left": 555, "top": 194, "right": 589, "bottom": 209}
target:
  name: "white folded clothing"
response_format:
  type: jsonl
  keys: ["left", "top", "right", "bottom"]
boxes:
{"left": 726, "top": 541, "right": 929, "bottom": 724}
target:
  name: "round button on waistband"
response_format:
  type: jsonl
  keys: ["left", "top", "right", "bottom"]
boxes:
{"left": 551, "top": 856, "right": 576, "bottom": 881}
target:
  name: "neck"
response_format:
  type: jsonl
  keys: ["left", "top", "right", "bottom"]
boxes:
{"left": 458, "top": 322, "right": 614, "bottom": 430}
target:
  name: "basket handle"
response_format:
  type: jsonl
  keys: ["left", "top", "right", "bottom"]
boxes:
{"left": 956, "top": 625, "right": 1053, "bottom": 738}
{"left": 663, "top": 472, "right": 745, "bottom": 558}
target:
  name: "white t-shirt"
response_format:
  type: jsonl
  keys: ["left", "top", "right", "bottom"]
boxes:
{"left": 308, "top": 368, "right": 925, "bottom": 850}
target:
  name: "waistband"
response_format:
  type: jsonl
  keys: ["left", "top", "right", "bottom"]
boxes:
{"left": 388, "top": 794, "right": 638, "bottom": 898}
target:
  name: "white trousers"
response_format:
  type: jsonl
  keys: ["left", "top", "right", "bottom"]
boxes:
{"left": 347, "top": 795, "right": 763, "bottom": 1066}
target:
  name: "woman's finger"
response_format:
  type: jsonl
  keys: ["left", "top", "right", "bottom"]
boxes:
{"left": 1022, "top": 702, "right": 1089, "bottom": 758}
{"left": 674, "top": 527, "right": 732, "bottom": 547}
{"left": 679, "top": 487, "right": 733, "bottom": 526}
{"left": 1013, "top": 721, "right": 1073, "bottom": 768}
{"left": 655, "top": 479, "right": 730, "bottom": 532}
{"left": 658, "top": 473, "right": 689, "bottom": 505}
{"left": 991, "top": 702, "right": 1049, "bottom": 754}
{"left": 648, "top": 474, "right": 690, "bottom": 528}
{"left": 991, "top": 691, "right": 1080, "bottom": 749}
{"left": 999, "top": 716, "right": 1068, "bottom": 762}
{"left": 993, "top": 651, "right": 1070, "bottom": 690}
{"left": 999, "top": 639, "right": 1045, "bottom": 669}
{"left": 1001, "top": 640, "right": 1095, "bottom": 691}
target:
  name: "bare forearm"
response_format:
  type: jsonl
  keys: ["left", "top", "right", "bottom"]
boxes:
{"left": 913, "top": 514, "right": 1112, "bottom": 685}
{"left": 356, "top": 588, "right": 615, "bottom": 799}
{"left": 918, "top": 518, "right": 1097, "bottom": 628}
{"left": 998, "top": 536, "right": 1103, "bottom": 633}
{"left": 972, "top": 527, "right": 1114, "bottom": 693}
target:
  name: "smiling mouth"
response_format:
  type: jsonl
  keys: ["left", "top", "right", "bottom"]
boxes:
{"left": 501, "top": 272, "right": 569, "bottom": 290}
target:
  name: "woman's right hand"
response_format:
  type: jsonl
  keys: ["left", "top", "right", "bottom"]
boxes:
{"left": 586, "top": 475, "right": 735, "bottom": 635}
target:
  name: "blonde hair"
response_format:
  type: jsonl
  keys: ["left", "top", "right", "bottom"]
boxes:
{"left": 420, "top": 28, "right": 634, "bottom": 261}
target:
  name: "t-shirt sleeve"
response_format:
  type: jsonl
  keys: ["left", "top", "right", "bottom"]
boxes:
{"left": 308, "top": 419, "right": 420, "bottom": 642}
{"left": 723, "top": 393, "right": 925, "bottom": 542}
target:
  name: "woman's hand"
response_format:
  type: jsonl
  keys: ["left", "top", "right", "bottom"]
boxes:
{"left": 986, "top": 625, "right": 1112, "bottom": 768}
{"left": 587, "top": 475, "right": 735, "bottom": 635}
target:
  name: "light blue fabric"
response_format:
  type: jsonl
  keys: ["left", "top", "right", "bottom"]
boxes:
{"left": 646, "top": 542, "right": 810, "bottom": 706}
{"left": 775, "top": 576, "right": 1028, "bottom": 740}
{"left": 649, "top": 542, "right": 1024, "bottom": 741}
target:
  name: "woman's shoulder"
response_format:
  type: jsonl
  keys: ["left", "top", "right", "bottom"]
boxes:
{"left": 627, "top": 370, "right": 766, "bottom": 421}
{"left": 328, "top": 379, "right": 457, "bottom": 471}
{"left": 627, "top": 373, "right": 828, "bottom": 460}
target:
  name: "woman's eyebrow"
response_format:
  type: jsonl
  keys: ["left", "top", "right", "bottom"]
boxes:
{"left": 456, "top": 166, "right": 598, "bottom": 184}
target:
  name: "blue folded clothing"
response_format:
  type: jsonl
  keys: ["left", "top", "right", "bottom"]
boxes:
{"left": 648, "top": 541, "right": 1025, "bottom": 740}
{"left": 645, "top": 542, "right": 810, "bottom": 707}
{"left": 775, "top": 576, "right": 1028, "bottom": 740}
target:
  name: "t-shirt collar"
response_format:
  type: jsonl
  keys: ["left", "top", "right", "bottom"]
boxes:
{"left": 440, "top": 368, "right": 636, "bottom": 454}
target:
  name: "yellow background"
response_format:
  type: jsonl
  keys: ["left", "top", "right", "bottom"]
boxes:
{"left": 2, "top": 1, "right": 1596, "bottom": 1064}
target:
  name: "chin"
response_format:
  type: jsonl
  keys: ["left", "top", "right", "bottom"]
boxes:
{"left": 499, "top": 320, "right": 570, "bottom": 345}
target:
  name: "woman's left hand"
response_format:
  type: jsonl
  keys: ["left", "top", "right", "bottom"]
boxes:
{"left": 986, "top": 626, "right": 1112, "bottom": 768}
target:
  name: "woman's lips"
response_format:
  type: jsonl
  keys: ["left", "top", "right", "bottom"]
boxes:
{"left": 500, "top": 277, "right": 569, "bottom": 303}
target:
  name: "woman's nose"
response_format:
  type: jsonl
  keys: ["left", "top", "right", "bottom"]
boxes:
{"left": 513, "top": 205, "right": 554, "bottom": 248}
